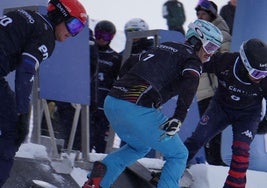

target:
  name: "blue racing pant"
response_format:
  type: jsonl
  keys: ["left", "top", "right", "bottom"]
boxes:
{"left": 100, "top": 96, "right": 188, "bottom": 188}
{"left": 0, "top": 78, "right": 18, "bottom": 187}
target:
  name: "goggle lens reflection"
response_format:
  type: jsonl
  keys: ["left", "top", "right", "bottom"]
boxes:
{"left": 202, "top": 41, "right": 220, "bottom": 54}
{"left": 65, "top": 17, "right": 84, "bottom": 37}
{"left": 249, "top": 69, "right": 267, "bottom": 80}
{"left": 95, "top": 31, "right": 114, "bottom": 42}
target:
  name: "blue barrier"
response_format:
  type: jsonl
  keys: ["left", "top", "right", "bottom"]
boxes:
{"left": 39, "top": 27, "right": 90, "bottom": 105}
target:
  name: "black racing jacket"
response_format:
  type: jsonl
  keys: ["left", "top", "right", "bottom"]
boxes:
{"left": 0, "top": 9, "right": 55, "bottom": 113}
{"left": 204, "top": 52, "right": 267, "bottom": 109}
{"left": 97, "top": 45, "right": 122, "bottom": 108}
{"left": 109, "top": 42, "right": 202, "bottom": 122}
{"left": 162, "top": 0, "right": 186, "bottom": 29}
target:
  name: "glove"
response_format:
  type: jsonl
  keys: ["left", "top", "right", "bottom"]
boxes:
{"left": 48, "top": 101, "right": 56, "bottom": 119}
{"left": 159, "top": 118, "right": 182, "bottom": 141}
{"left": 15, "top": 113, "right": 30, "bottom": 147}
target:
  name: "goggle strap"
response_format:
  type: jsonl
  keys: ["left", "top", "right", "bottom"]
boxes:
{"left": 240, "top": 42, "right": 267, "bottom": 79}
{"left": 240, "top": 42, "right": 253, "bottom": 70}
{"left": 197, "top": 1, "right": 217, "bottom": 16}
{"left": 50, "top": 0, "right": 71, "bottom": 20}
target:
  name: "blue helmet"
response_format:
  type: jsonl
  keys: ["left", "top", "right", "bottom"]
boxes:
{"left": 185, "top": 19, "right": 223, "bottom": 52}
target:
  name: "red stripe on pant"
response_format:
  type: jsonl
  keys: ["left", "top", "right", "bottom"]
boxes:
{"left": 224, "top": 141, "right": 250, "bottom": 188}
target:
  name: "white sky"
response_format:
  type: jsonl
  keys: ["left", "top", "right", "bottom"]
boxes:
{"left": 80, "top": 0, "right": 229, "bottom": 52}
{"left": 80, "top": 0, "right": 229, "bottom": 31}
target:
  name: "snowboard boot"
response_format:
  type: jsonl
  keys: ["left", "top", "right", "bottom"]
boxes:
{"left": 150, "top": 169, "right": 194, "bottom": 188}
{"left": 150, "top": 171, "right": 161, "bottom": 186}
{"left": 82, "top": 161, "right": 106, "bottom": 188}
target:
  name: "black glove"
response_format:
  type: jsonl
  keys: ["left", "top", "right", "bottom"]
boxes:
{"left": 159, "top": 118, "right": 182, "bottom": 141}
{"left": 15, "top": 113, "right": 30, "bottom": 147}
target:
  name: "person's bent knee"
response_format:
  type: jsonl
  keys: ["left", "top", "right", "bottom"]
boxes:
{"left": 180, "top": 144, "right": 189, "bottom": 160}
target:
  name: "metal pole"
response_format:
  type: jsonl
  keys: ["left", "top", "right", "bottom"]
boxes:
{"left": 67, "top": 104, "right": 81, "bottom": 153}
{"left": 81, "top": 105, "right": 90, "bottom": 161}
{"left": 42, "top": 99, "right": 59, "bottom": 158}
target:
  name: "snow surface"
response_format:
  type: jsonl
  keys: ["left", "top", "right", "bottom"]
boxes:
{"left": 16, "top": 142, "right": 267, "bottom": 188}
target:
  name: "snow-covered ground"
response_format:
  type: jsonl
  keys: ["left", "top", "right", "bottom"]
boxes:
{"left": 16, "top": 142, "right": 267, "bottom": 188}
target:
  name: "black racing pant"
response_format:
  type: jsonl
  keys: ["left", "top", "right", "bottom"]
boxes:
{"left": 90, "top": 109, "right": 109, "bottom": 153}
{"left": 0, "top": 78, "right": 18, "bottom": 187}
{"left": 198, "top": 97, "right": 226, "bottom": 166}
{"left": 185, "top": 97, "right": 261, "bottom": 188}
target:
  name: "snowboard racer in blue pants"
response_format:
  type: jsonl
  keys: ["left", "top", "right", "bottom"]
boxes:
{"left": 103, "top": 96, "right": 187, "bottom": 187}
{"left": 83, "top": 19, "right": 223, "bottom": 188}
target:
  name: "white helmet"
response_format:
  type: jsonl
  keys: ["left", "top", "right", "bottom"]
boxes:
{"left": 124, "top": 18, "right": 149, "bottom": 32}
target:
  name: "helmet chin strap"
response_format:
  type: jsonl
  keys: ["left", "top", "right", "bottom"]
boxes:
{"left": 203, "top": 56, "right": 210, "bottom": 63}
{"left": 187, "top": 36, "right": 202, "bottom": 51}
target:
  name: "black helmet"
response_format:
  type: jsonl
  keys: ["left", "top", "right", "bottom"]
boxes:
{"left": 240, "top": 38, "right": 267, "bottom": 79}
{"left": 94, "top": 20, "right": 116, "bottom": 42}
{"left": 95, "top": 20, "right": 116, "bottom": 34}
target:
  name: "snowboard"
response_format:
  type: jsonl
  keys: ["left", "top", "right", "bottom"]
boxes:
{"left": 180, "top": 169, "right": 194, "bottom": 188}
{"left": 30, "top": 180, "right": 57, "bottom": 188}
{"left": 150, "top": 168, "right": 194, "bottom": 188}
{"left": 125, "top": 161, "right": 156, "bottom": 188}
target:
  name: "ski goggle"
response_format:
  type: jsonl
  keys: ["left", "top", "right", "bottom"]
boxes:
{"left": 240, "top": 42, "right": 267, "bottom": 80}
{"left": 65, "top": 17, "right": 84, "bottom": 37}
{"left": 202, "top": 40, "right": 220, "bottom": 54}
{"left": 95, "top": 30, "right": 114, "bottom": 42}
{"left": 125, "top": 28, "right": 141, "bottom": 32}
{"left": 248, "top": 69, "right": 267, "bottom": 80}
{"left": 196, "top": 0, "right": 217, "bottom": 14}
{"left": 188, "top": 22, "right": 220, "bottom": 54}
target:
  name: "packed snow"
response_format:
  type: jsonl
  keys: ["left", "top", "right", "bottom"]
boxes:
{"left": 16, "top": 142, "right": 267, "bottom": 188}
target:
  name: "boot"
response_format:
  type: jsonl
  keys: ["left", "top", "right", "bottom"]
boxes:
{"left": 82, "top": 161, "right": 106, "bottom": 188}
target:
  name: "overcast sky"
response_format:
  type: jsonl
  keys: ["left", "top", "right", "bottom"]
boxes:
{"left": 80, "top": 0, "right": 229, "bottom": 31}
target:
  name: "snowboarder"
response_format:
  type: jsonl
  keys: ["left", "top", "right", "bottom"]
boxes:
{"left": 0, "top": 0, "right": 87, "bottom": 186}
{"left": 82, "top": 19, "right": 223, "bottom": 188}
{"left": 184, "top": 38, "right": 267, "bottom": 188}
{"left": 90, "top": 20, "right": 122, "bottom": 153}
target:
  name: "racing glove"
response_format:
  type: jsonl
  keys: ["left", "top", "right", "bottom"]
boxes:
{"left": 159, "top": 118, "right": 182, "bottom": 141}
{"left": 15, "top": 113, "right": 30, "bottom": 147}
